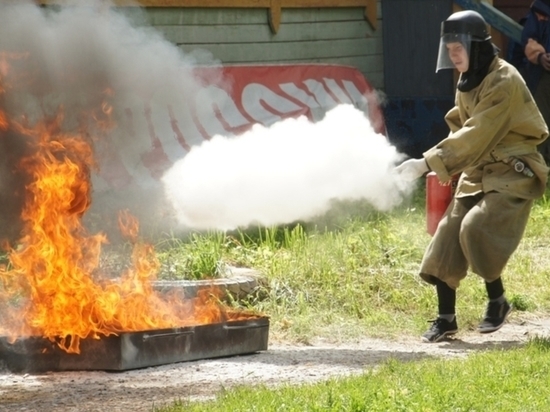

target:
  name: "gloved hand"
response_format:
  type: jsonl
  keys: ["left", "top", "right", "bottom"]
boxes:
{"left": 394, "top": 158, "right": 429, "bottom": 181}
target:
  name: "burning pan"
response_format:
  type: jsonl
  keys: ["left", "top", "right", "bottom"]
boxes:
{"left": 0, "top": 316, "right": 269, "bottom": 373}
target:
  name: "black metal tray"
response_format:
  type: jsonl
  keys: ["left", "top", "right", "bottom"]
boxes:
{"left": 0, "top": 316, "right": 269, "bottom": 373}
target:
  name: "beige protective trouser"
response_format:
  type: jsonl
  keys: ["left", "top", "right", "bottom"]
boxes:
{"left": 420, "top": 191, "right": 533, "bottom": 289}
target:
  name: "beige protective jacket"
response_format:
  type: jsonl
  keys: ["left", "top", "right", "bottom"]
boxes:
{"left": 419, "top": 57, "right": 549, "bottom": 288}
{"left": 424, "top": 58, "right": 549, "bottom": 199}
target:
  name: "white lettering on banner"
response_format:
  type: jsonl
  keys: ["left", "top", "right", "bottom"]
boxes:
{"left": 119, "top": 103, "right": 194, "bottom": 185}
{"left": 242, "top": 83, "right": 302, "bottom": 125}
{"left": 303, "top": 79, "right": 338, "bottom": 108}
{"left": 278, "top": 82, "right": 327, "bottom": 121}
{"left": 114, "top": 107, "right": 158, "bottom": 188}
{"left": 323, "top": 78, "right": 353, "bottom": 104}
{"left": 168, "top": 101, "right": 207, "bottom": 149}
{"left": 92, "top": 66, "right": 383, "bottom": 190}
{"left": 168, "top": 105, "right": 191, "bottom": 152}
{"left": 149, "top": 109, "right": 188, "bottom": 164}
{"left": 278, "top": 82, "right": 321, "bottom": 109}
{"left": 195, "top": 85, "right": 250, "bottom": 138}
{"left": 342, "top": 80, "right": 369, "bottom": 113}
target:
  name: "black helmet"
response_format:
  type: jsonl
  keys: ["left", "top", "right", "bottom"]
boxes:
{"left": 441, "top": 10, "right": 490, "bottom": 42}
{"left": 436, "top": 10, "right": 492, "bottom": 72}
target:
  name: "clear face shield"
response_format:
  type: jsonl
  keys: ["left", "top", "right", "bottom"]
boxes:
{"left": 435, "top": 33, "right": 471, "bottom": 72}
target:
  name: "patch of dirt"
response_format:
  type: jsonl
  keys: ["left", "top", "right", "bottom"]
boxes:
{"left": 2, "top": 315, "right": 550, "bottom": 412}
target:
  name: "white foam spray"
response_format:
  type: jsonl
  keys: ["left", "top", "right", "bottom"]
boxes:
{"left": 162, "top": 104, "right": 414, "bottom": 230}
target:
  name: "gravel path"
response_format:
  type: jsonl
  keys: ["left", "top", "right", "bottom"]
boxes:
{"left": 2, "top": 315, "right": 550, "bottom": 412}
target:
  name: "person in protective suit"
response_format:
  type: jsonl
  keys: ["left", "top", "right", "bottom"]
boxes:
{"left": 396, "top": 10, "right": 549, "bottom": 343}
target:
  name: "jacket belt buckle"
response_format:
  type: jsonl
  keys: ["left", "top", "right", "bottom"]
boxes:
{"left": 509, "top": 158, "right": 534, "bottom": 178}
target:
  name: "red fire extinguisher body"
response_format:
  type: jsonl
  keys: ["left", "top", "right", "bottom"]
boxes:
{"left": 426, "top": 172, "right": 458, "bottom": 236}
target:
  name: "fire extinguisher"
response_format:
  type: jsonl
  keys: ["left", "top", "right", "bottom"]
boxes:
{"left": 426, "top": 172, "right": 459, "bottom": 236}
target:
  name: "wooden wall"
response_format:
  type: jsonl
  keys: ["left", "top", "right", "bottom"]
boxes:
{"left": 453, "top": 0, "right": 530, "bottom": 61}
{"left": 493, "top": 0, "right": 531, "bottom": 23}
{"left": 36, "top": 0, "right": 530, "bottom": 93}
{"left": 120, "top": 4, "right": 384, "bottom": 89}
{"left": 493, "top": 0, "right": 531, "bottom": 57}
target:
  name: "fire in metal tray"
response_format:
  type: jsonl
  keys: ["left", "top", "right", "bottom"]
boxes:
{"left": 0, "top": 45, "right": 268, "bottom": 372}
{"left": 0, "top": 316, "right": 269, "bottom": 373}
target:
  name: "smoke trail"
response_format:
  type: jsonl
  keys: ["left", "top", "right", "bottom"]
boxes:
{"left": 162, "top": 104, "right": 414, "bottom": 231}
{"left": 0, "top": 0, "right": 222, "bottom": 238}
{"left": 0, "top": 0, "right": 209, "bottom": 118}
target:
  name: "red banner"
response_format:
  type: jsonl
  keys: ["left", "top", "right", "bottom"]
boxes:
{"left": 93, "top": 64, "right": 384, "bottom": 191}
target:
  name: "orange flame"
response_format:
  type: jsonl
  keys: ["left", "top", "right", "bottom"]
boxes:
{"left": 0, "top": 53, "right": 254, "bottom": 354}
{"left": 0, "top": 111, "right": 7, "bottom": 131}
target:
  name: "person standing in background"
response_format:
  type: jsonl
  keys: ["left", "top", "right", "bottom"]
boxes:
{"left": 507, "top": 16, "right": 528, "bottom": 76}
{"left": 522, "top": 0, "right": 550, "bottom": 165}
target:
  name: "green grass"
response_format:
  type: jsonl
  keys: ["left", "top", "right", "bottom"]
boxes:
{"left": 159, "top": 337, "right": 550, "bottom": 412}
{"left": 155, "top": 231, "right": 229, "bottom": 280}
{"left": 154, "top": 185, "right": 550, "bottom": 341}
{"left": 151, "top": 184, "right": 550, "bottom": 411}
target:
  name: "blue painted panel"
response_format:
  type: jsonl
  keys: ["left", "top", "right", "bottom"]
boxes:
{"left": 384, "top": 97, "right": 455, "bottom": 158}
{"left": 454, "top": 0, "right": 523, "bottom": 43}
{"left": 382, "top": 0, "right": 454, "bottom": 97}
{"left": 381, "top": 0, "right": 455, "bottom": 157}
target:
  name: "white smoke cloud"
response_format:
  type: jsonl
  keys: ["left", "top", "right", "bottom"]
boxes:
{"left": 0, "top": 0, "right": 205, "bottom": 115}
{"left": 162, "top": 104, "right": 414, "bottom": 231}
{"left": 0, "top": 0, "right": 224, "bottom": 238}
{"left": 0, "top": 1, "right": 416, "bottom": 237}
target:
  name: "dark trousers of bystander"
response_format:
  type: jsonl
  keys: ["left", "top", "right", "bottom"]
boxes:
{"left": 534, "top": 71, "right": 550, "bottom": 166}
